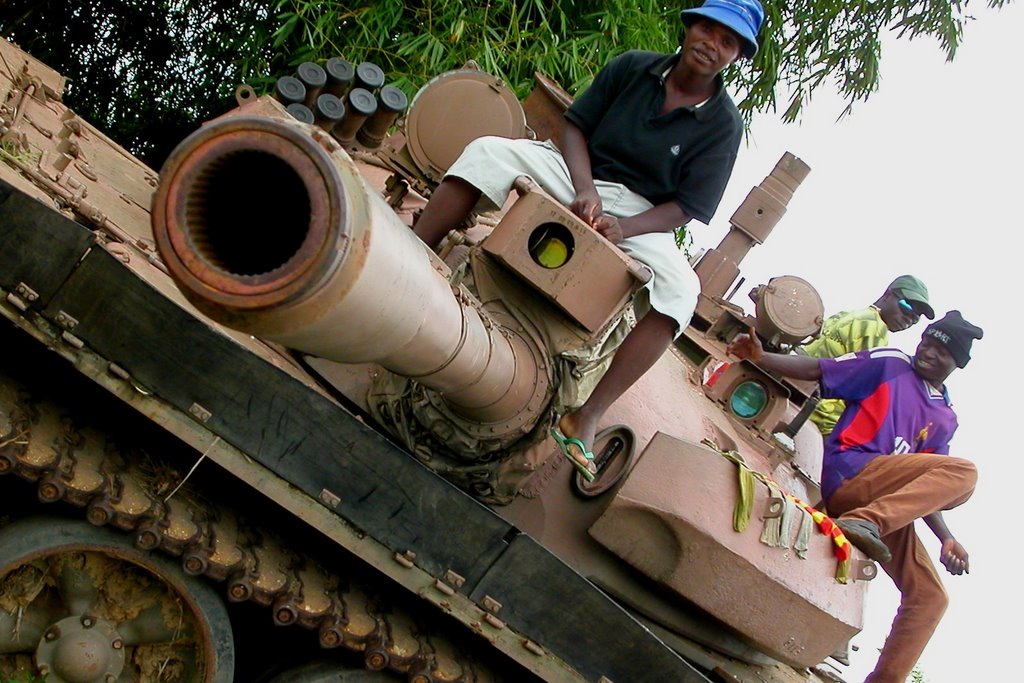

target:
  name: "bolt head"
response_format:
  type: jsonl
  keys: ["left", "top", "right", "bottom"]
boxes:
{"left": 86, "top": 506, "right": 111, "bottom": 526}
{"left": 136, "top": 529, "right": 159, "bottom": 549}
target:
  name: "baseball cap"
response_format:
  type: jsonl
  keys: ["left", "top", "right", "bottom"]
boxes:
{"left": 889, "top": 274, "right": 935, "bottom": 320}
{"left": 679, "top": 0, "right": 765, "bottom": 59}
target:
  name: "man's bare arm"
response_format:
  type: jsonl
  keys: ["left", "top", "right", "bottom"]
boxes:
{"left": 726, "top": 327, "right": 823, "bottom": 381}
{"left": 617, "top": 202, "right": 690, "bottom": 238}
{"left": 560, "top": 123, "right": 601, "bottom": 225}
{"left": 924, "top": 512, "right": 970, "bottom": 575}
{"left": 561, "top": 122, "right": 691, "bottom": 241}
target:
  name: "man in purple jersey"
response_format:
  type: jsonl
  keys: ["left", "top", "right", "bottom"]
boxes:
{"left": 727, "top": 310, "right": 983, "bottom": 683}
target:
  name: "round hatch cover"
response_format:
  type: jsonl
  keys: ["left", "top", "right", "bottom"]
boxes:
{"left": 755, "top": 274, "right": 824, "bottom": 345}
{"left": 405, "top": 68, "right": 527, "bottom": 182}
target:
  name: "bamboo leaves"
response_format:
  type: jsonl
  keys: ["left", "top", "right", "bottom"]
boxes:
{"left": 254, "top": 0, "right": 1008, "bottom": 126}
{"left": 0, "top": 0, "right": 1010, "bottom": 166}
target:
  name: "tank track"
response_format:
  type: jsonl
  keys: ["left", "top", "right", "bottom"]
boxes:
{"left": 0, "top": 372, "right": 497, "bottom": 683}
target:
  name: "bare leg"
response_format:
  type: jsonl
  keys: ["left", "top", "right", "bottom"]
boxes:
{"left": 558, "top": 309, "right": 676, "bottom": 468}
{"left": 413, "top": 177, "right": 482, "bottom": 249}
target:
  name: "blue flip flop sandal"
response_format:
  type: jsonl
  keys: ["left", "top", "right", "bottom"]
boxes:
{"left": 550, "top": 428, "right": 596, "bottom": 482}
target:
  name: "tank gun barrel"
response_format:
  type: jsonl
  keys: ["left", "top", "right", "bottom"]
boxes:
{"left": 151, "top": 115, "right": 539, "bottom": 424}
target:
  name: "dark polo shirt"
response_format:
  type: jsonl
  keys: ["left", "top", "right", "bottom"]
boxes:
{"left": 564, "top": 50, "right": 743, "bottom": 224}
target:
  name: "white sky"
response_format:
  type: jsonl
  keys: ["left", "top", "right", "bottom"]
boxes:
{"left": 692, "top": 3, "right": 1023, "bottom": 681}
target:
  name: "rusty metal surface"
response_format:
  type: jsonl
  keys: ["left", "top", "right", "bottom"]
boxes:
{"left": 521, "top": 72, "right": 573, "bottom": 144}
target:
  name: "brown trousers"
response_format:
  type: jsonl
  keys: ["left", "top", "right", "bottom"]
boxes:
{"left": 826, "top": 453, "right": 977, "bottom": 683}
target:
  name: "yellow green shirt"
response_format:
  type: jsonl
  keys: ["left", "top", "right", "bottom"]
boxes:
{"left": 797, "top": 306, "right": 889, "bottom": 435}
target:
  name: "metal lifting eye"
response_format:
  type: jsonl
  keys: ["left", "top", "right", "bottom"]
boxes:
{"left": 730, "top": 380, "right": 768, "bottom": 419}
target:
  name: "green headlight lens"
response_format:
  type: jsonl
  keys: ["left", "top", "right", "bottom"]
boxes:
{"left": 730, "top": 381, "right": 768, "bottom": 419}
{"left": 528, "top": 223, "right": 574, "bottom": 269}
{"left": 533, "top": 235, "right": 569, "bottom": 268}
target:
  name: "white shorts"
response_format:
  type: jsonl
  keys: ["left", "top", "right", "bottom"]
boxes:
{"left": 446, "top": 136, "right": 699, "bottom": 336}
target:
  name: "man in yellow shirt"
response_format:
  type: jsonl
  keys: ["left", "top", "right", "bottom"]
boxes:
{"left": 798, "top": 275, "right": 934, "bottom": 434}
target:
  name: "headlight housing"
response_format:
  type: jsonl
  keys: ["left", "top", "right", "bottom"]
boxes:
{"left": 730, "top": 380, "right": 768, "bottom": 419}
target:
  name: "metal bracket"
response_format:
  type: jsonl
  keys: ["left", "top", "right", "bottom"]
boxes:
{"left": 318, "top": 488, "right": 340, "bottom": 509}
{"left": 5, "top": 292, "right": 28, "bottom": 312}
{"left": 107, "top": 362, "right": 130, "bottom": 380}
{"left": 188, "top": 402, "right": 212, "bottom": 423}
{"left": 763, "top": 495, "right": 785, "bottom": 519}
{"left": 483, "top": 613, "right": 505, "bottom": 629}
{"left": 60, "top": 330, "right": 84, "bottom": 348}
{"left": 442, "top": 569, "right": 465, "bottom": 588}
{"left": 852, "top": 559, "right": 878, "bottom": 582}
{"left": 479, "top": 595, "right": 502, "bottom": 615}
{"left": 393, "top": 550, "right": 416, "bottom": 568}
{"left": 54, "top": 310, "right": 78, "bottom": 330}
{"left": 15, "top": 282, "right": 38, "bottom": 303}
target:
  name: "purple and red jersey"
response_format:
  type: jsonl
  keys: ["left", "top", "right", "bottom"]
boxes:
{"left": 817, "top": 348, "right": 958, "bottom": 501}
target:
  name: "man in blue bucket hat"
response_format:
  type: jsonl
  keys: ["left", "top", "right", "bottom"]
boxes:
{"left": 414, "top": 1, "right": 764, "bottom": 479}
{"left": 681, "top": 0, "right": 764, "bottom": 59}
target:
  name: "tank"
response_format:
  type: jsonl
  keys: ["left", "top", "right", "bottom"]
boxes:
{"left": 0, "top": 37, "right": 876, "bottom": 683}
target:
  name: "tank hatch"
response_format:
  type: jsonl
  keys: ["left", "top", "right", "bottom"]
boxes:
{"left": 392, "top": 65, "right": 528, "bottom": 188}
{"left": 753, "top": 274, "right": 825, "bottom": 347}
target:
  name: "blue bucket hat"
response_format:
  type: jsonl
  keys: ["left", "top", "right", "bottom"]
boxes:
{"left": 680, "top": 0, "right": 765, "bottom": 59}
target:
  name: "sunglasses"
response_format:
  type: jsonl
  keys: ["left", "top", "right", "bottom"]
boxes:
{"left": 897, "top": 298, "right": 921, "bottom": 318}
{"left": 893, "top": 289, "right": 923, "bottom": 316}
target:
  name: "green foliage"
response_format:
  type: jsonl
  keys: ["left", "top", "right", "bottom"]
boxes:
{"left": 0, "top": 1, "right": 274, "bottom": 167}
{"left": 909, "top": 666, "right": 928, "bottom": 683}
{"left": 251, "top": 0, "right": 1012, "bottom": 123}
{"left": 0, "top": 0, "right": 1014, "bottom": 164}
{"left": 245, "top": 0, "right": 677, "bottom": 101}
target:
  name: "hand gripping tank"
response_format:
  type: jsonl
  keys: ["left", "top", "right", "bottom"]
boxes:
{"left": 0, "top": 40, "right": 872, "bottom": 683}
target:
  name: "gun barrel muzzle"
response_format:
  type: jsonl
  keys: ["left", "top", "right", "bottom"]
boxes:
{"left": 152, "top": 115, "right": 537, "bottom": 422}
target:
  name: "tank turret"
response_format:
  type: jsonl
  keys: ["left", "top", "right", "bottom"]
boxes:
{"left": 150, "top": 82, "right": 870, "bottom": 672}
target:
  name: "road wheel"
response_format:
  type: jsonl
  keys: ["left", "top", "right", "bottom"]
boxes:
{"left": 0, "top": 516, "right": 234, "bottom": 682}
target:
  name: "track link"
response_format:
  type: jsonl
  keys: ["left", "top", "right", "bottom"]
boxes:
{"left": 0, "top": 371, "right": 497, "bottom": 683}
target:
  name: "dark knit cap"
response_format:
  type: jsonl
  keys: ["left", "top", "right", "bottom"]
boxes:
{"left": 923, "top": 310, "right": 983, "bottom": 368}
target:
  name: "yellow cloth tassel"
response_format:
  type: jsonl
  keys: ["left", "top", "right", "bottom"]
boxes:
{"left": 734, "top": 465, "right": 755, "bottom": 532}
{"left": 760, "top": 509, "right": 780, "bottom": 546}
{"left": 835, "top": 558, "right": 851, "bottom": 584}
{"left": 704, "top": 438, "right": 853, "bottom": 583}
{"left": 794, "top": 508, "right": 813, "bottom": 559}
